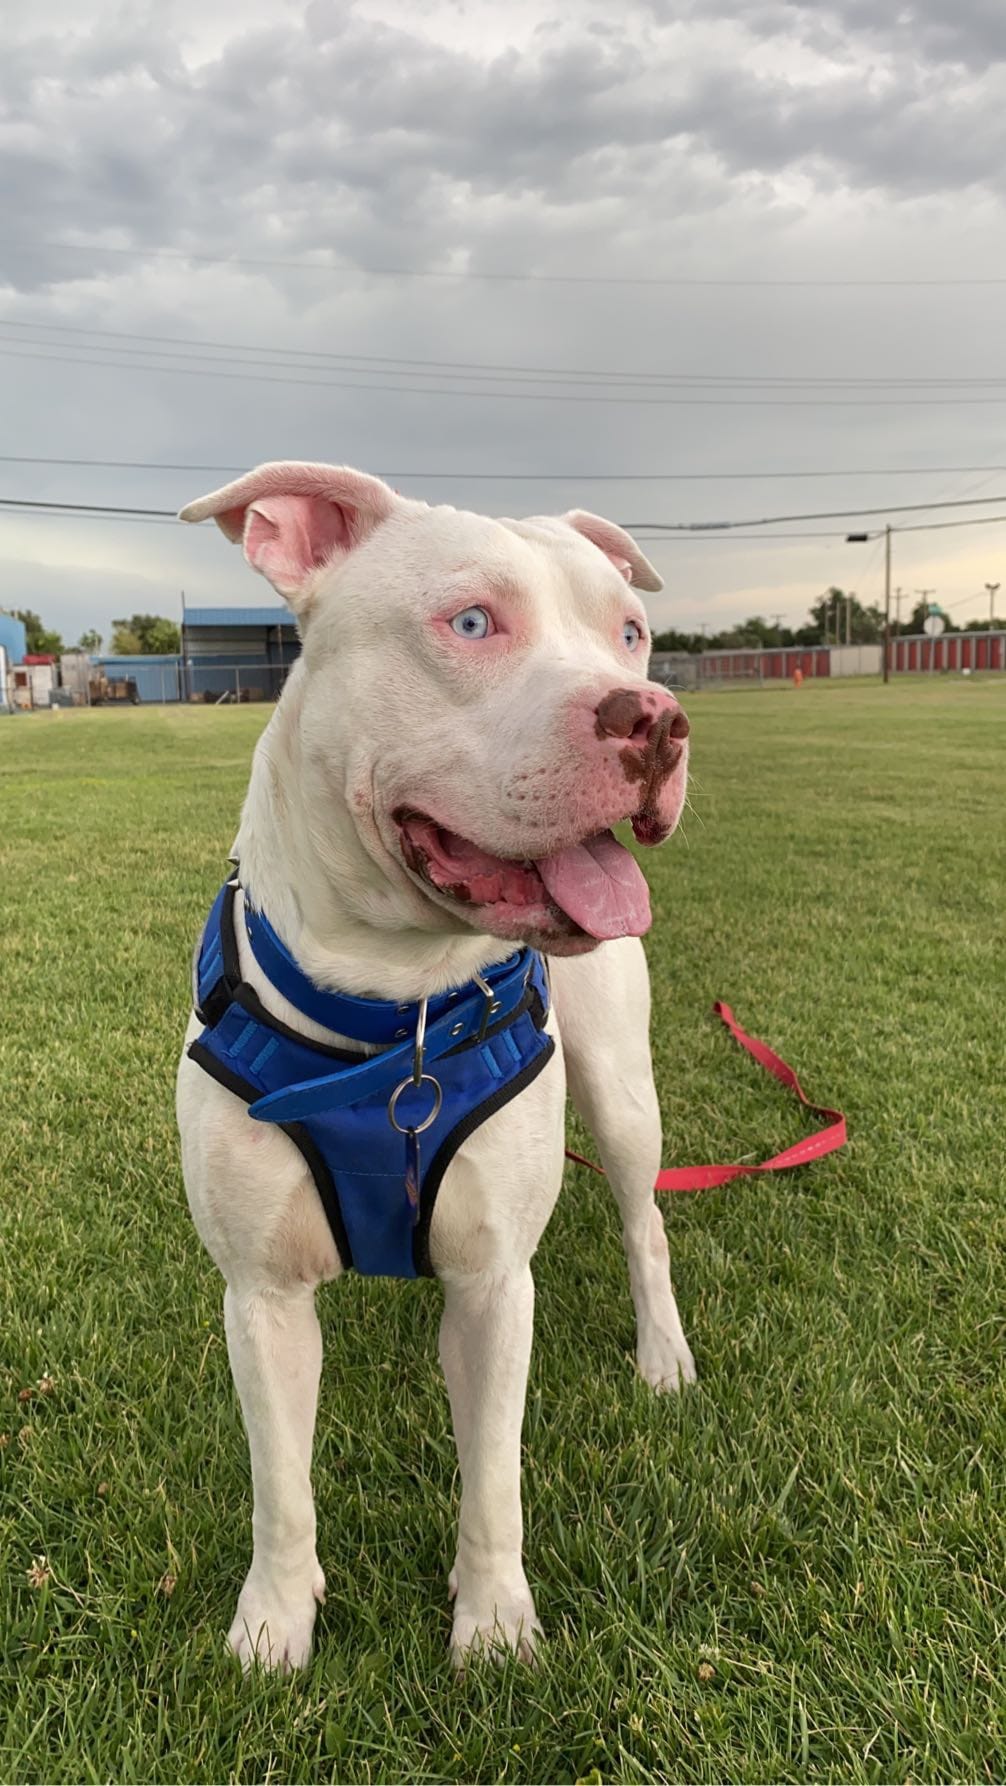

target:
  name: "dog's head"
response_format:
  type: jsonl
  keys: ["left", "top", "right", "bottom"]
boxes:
{"left": 181, "top": 462, "right": 688, "bottom": 957}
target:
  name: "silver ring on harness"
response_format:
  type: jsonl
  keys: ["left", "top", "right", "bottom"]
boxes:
{"left": 387, "top": 1073, "right": 443, "bottom": 1135}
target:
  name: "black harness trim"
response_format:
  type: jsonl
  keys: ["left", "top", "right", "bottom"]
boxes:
{"left": 187, "top": 1039, "right": 356, "bottom": 1274}
{"left": 412, "top": 1037, "right": 556, "bottom": 1277}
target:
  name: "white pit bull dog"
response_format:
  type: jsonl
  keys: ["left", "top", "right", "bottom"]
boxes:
{"left": 175, "top": 462, "right": 695, "bottom": 1672}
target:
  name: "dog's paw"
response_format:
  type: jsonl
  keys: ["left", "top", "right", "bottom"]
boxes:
{"left": 449, "top": 1578, "right": 541, "bottom": 1669}
{"left": 637, "top": 1325, "right": 697, "bottom": 1393}
{"left": 227, "top": 1562, "right": 326, "bottom": 1674}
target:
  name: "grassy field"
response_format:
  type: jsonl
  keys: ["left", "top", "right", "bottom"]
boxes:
{"left": 1, "top": 679, "right": 1004, "bottom": 1785}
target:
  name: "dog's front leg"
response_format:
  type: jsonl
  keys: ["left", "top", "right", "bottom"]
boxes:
{"left": 550, "top": 940, "right": 697, "bottom": 1392}
{"left": 223, "top": 1281, "right": 327, "bottom": 1672}
{"left": 439, "top": 1265, "right": 540, "bottom": 1666}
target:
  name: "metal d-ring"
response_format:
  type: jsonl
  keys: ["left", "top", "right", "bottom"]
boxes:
{"left": 388, "top": 1072, "right": 443, "bottom": 1135}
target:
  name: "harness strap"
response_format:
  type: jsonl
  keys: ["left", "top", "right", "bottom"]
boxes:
{"left": 189, "top": 876, "right": 554, "bottom": 1280}
{"left": 566, "top": 1000, "right": 847, "bottom": 1193}
{"left": 193, "top": 880, "right": 540, "bottom": 1128}
{"left": 243, "top": 899, "right": 527, "bottom": 1046}
{"left": 246, "top": 950, "right": 538, "bottom": 1125}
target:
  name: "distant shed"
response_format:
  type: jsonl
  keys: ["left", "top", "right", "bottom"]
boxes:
{"left": 181, "top": 606, "right": 300, "bottom": 701}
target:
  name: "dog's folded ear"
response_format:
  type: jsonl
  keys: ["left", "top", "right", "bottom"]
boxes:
{"left": 179, "top": 462, "right": 397, "bottom": 613}
{"left": 562, "top": 510, "right": 663, "bottom": 593}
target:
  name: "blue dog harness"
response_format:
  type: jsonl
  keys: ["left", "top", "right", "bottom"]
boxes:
{"left": 188, "top": 880, "right": 555, "bottom": 1278}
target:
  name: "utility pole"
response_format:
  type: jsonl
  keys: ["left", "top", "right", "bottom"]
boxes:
{"left": 883, "top": 529, "right": 892, "bottom": 683}
{"left": 985, "top": 581, "right": 1000, "bottom": 631}
{"left": 915, "top": 589, "right": 936, "bottom": 674}
{"left": 846, "top": 591, "right": 853, "bottom": 647}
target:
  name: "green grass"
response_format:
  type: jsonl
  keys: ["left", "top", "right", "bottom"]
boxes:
{"left": 1, "top": 682, "right": 1004, "bottom": 1785}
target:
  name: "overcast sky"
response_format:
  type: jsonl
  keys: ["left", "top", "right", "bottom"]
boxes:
{"left": 4, "top": 0, "right": 1006, "bottom": 647}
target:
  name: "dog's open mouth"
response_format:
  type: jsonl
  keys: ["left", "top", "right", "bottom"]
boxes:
{"left": 395, "top": 812, "right": 652, "bottom": 942}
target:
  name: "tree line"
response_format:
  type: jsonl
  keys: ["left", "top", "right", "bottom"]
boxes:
{"left": 2, "top": 611, "right": 181, "bottom": 657}
{"left": 4, "top": 591, "right": 1003, "bottom": 662}
{"left": 652, "top": 590, "right": 1004, "bottom": 654}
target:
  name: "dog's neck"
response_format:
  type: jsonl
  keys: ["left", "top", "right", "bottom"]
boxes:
{"left": 232, "top": 686, "right": 517, "bottom": 1003}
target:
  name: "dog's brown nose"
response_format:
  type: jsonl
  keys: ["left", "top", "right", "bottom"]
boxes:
{"left": 594, "top": 688, "right": 690, "bottom": 746}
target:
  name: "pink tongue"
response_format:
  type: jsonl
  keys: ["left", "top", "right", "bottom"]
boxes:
{"left": 536, "top": 830, "right": 652, "bottom": 940}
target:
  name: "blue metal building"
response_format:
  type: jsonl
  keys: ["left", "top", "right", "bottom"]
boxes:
{"left": 92, "top": 655, "right": 184, "bottom": 702}
{"left": 90, "top": 607, "right": 301, "bottom": 703}
{"left": 180, "top": 605, "right": 300, "bottom": 701}
{"left": 0, "top": 612, "right": 27, "bottom": 665}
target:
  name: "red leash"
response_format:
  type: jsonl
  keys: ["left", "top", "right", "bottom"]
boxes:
{"left": 565, "top": 1000, "right": 847, "bottom": 1193}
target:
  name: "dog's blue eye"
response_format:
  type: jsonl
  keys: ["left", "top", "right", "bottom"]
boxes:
{"left": 623, "top": 619, "right": 644, "bottom": 651}
{"left": 450, "top": 606, "right": 491, "bottom": 639}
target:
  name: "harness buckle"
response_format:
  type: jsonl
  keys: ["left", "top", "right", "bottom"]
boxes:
{"left": 472, "top": 973, "right": 502, "bottom": 1044}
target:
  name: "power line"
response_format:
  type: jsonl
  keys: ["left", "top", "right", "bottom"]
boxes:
{"left": 5, "top": 498, "right": 1006, "bottom": 552}
{"left": 0, "top": 498, "right": 176, "bottom": 517}
{"left": 17, "top": 327, "right": 813, "bottom": 394}
{"left": 634, "top": 531, "right": 871, "bottom": 542}
{"left": 3, "top": 316, "right": 1004, "bottom": 389}
{"left": 6, "top": 494, "right": 1006, "bottom": 544}
{"left": 0, "top": 506, "right": 179, "bottom": 527}
{"left": 0, "top": 503, "right": 864, "bottom": 540}
{"left": 655, "top": 511, "right": 1006, "bottom": 541}
{"left": 12, "top": 239, "right": 1006, "bottom": 287}
{"left": 0, "top": 498, "right": 858, "bottom": 535}
{"left": 25, "top": 327, "right": 989, "bottom": 396}
{"left": 942, "top": 591, "right": 990, "bottom": 610}
{"left": 2, "top": 495, "right": 1005, "bottom": 528}
{"left": 626, "top": 493, "right": 1006, "bottom": 532}
{"left": 5, "top": 454, "right": 1006, "bottom": 483}
{"left": 887, "top": 513, "right": 1006, "bottom": 534}
{"left": 11, "top": 340, "right": 1006, "bottom": 408}
{"left": 6, "top": 503, "right": 1003, "bottom": 565}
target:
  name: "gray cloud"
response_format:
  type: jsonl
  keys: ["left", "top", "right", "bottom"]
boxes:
{"left": 6, "top": 0, "right": 1006, "bottom": 304}
{"left": 667, "top": 0, "right": 1006, "bottom": 70}
{"left": 781, "top": 0, "right": 1006, "bottom": 72}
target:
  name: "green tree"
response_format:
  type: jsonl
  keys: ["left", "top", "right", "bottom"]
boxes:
{"left": 651, "top": 628, "right": 703, "bottom": 654}
{"left": 8, "top": 608, "right": 63, "bottom": 655}
{"left": 808, "top": 589, "right": 883, "bottom": 645}
{"left": 713, "top": 616, "right": 791, "bottom": 649}
{"left": 791, "top": 621, "right": 824, "bottom": 646}
{"left": 652, "top": 617, "right": 806, "bottom": 654}
{"left": 144, "top": 617, "right": 182, "bottom": 654}
{"left": 111, "top": 622, "right": 142, "bottom": 655}
{"left": 77, "top": 628, "right": 103, "bottom": 653}
{"left": 111, "top": 614, "right": 181, "bottom": 655}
